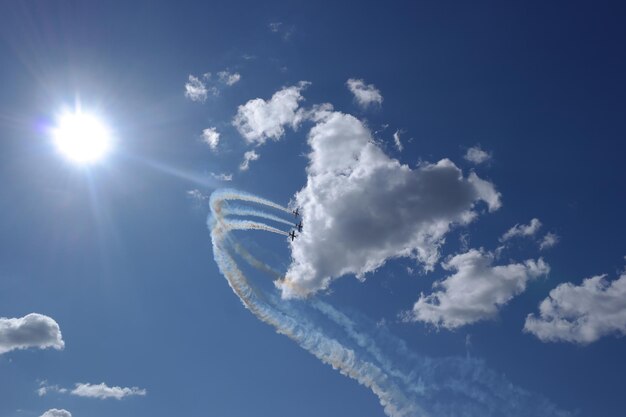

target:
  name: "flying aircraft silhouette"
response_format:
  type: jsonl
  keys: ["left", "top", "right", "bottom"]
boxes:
{"left": 289, "top": 230, "right": 297, "bottom": 241}
{"left": 293, "top": 208, "right": 300, "bottom": 217}
{"left": 296, "top": 221, "right": 303, "bottom": 232}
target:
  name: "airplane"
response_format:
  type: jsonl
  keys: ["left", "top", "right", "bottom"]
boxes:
{"left": 293, "top": 208, "right": 300, "bottom": 217}
{"left": 296, "top": 221, "right": 303, "bottom": 232}
{"left": 289, "top": 230, "right": 297, "bottom": 241}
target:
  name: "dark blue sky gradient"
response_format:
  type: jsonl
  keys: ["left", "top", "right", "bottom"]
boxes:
{"left": 1, "top": 1, "right": 625, "bottom": 416}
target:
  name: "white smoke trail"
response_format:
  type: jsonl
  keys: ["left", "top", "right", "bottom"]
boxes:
{"left": 223, "top": 205, "right": 296, "bottom": 227}
{"left": 224, "top": 219, "right": 290, "bottom": 236}
{"left": 211, "top": 188, "right": 292, "bottom": 214}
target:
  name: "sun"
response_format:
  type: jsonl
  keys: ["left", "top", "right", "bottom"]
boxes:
{"left": 52, "top": 111, "right": 112, "bottom": 164}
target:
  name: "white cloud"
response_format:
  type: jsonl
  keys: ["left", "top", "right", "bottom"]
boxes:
{"left": 233, "top": 82, "right": 309, "bottom": 145}
{"left": 464, "top": 146, "right": 492, "bottom": 164}
{"left": 277, "top": 110, "right": 501, "bottom": 298}
{"left": 0, "top": 313, "right": 64, "bottom": 355}
{"left": 184, "top": 75, "right": 209, "bottom": 102}
{"left": 218, "top": 71, "right": 241, "bottom": 86}
{"left": 40, "top": 409, "right": 72, "bottom": 417}
{"left": 37, "top": 381, "right": 145, "bottom": 401}
{"left": 239, "top": 150, "right": 259, "bottom": 171}
{"left": 524, "top": 270, "right": 626, "bottom": 344}
{"left": 37, "top": 381, "right": 67, "bottom": 396}
{"left": 71, "top": 382, "right": 146, "bottom": 400}
{"left": 185, "top": 71, "right": 238, "bottom": 101}
{"left": 346, "top": 78, "right": 383, "bottom": 108}
{"left": 211, "top": 172, "right": 233, "bottom": 181}
{"left": 393, "top": 130, "right": 403, "bottom": 151}
{"left": 410, "top": 249, "right": 549, "bottom": 329}
{"left": 539, "top": 232, "right": 559, "bottom": 250}
{"left": 500, "top": 218, "right": 542, "bottom": 242}
{"left": 201, "top": 127, "right": 220, "bottom": 150}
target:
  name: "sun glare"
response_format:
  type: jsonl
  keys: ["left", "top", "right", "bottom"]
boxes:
{"left": 52, "top": 111, "right": 112, "bottom": 164}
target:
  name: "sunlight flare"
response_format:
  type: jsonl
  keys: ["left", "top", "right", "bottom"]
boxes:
{"left": 52, "top": 111, "right": 112, "bottom": 163}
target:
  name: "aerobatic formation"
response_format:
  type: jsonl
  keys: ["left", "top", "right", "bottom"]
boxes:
{"left": 208, "top": 188, "right": 573, "bottom": 417}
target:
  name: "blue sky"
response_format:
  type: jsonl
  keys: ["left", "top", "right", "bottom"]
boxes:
{"left": 1, "top": 1, "right": 626, "bottom": 417}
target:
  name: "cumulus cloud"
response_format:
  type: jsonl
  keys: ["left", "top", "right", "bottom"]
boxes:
{"left": 71, "top": 382, "right": 146, "bottom": 400}
{"left": 239, "top": 150, "right": 259, "bottom": 171}
{"left": 393, "top": 130, "right": 403, "bottom": 151}
{"left": 40, "top": 409, "right": 71, "bottom": 417}
{"left": 218, "top": 71, "right": 241, "bottom": 86}
{"left": 0, "top": 313, "right": 64, "bottom": 355}
{"left": 201, "top": 127, "right": 220, "bottom": 150}
{"left": 232, "top": 82, "right": 309, "bottom": 145}
{"left": 464, "top": 145, "right": 492, "bottom": 164}
{"left": 524, "top": 270, "right": 626, "bottom": 344}
{"left": 346, "top": 78, "right": 383, "bottom": 108}
{"left": 539, "top": 232, "right": 560, "bottom": 250}
{"left": 278, "top": 110, "right": 501, "bottom": 298}
{"left": 411, "top": 249, "right": 549, "bottom": 329}
{"left": 500, "top": 218, "right": 542, "bottom": 242}
{"left": 184, "top": 75, "right": 209, "bottom": 102}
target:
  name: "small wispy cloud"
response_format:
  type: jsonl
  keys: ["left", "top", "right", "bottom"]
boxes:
{"left": 211, "top": 172, "right": 233, "bottom": 181}
{"left": 539, "top": 232, "right": 560, "bottom": 250}
{"left": 500, "top": 218, "right": 542, "bottom": 242}
{"left": 184, "top": 75, "right": 210, "bottom": 102}
{"left": 37, "top": 381, "right": 146, "bottom": 400}
{"left": 217, "top": 71, "right": 241, "bottom": 86}
{"left": 268, "top": 22, "right": 282, "bottom": 32}
{"left": 37, "top": 381, "right": 67, "bottom": 396}
{"left": 393, "top": 129, "right": 403, "bottom": 151}
{"left": 201, "top": 127, "right": 220, "bottom": 150}
{"left": 71, "top": 382, "right": 146, "bottom": 400}
{"left": 239, "top": 150, "right": 259, "bottom": 171}
{"left": 185, "top": 70, "right": 240, "bottom": 102}
{"left": 187, "top": 189, "right": 208, "bottom": 202}
{"left": 464, "top": 145, "right": 492, "bottom": 164}
{"left": 346, "top": 78, "right": 383, "bottom": 109}
{"left": 268, "top": 22, "right": 294, "bottom": 40}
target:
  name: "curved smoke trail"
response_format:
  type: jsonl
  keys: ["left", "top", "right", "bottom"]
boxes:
{"left": 207, "top": 189, "right": 573, "bottom": 417}
{"left": 210, "top": 189, "right": 421, "bottom": 417}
